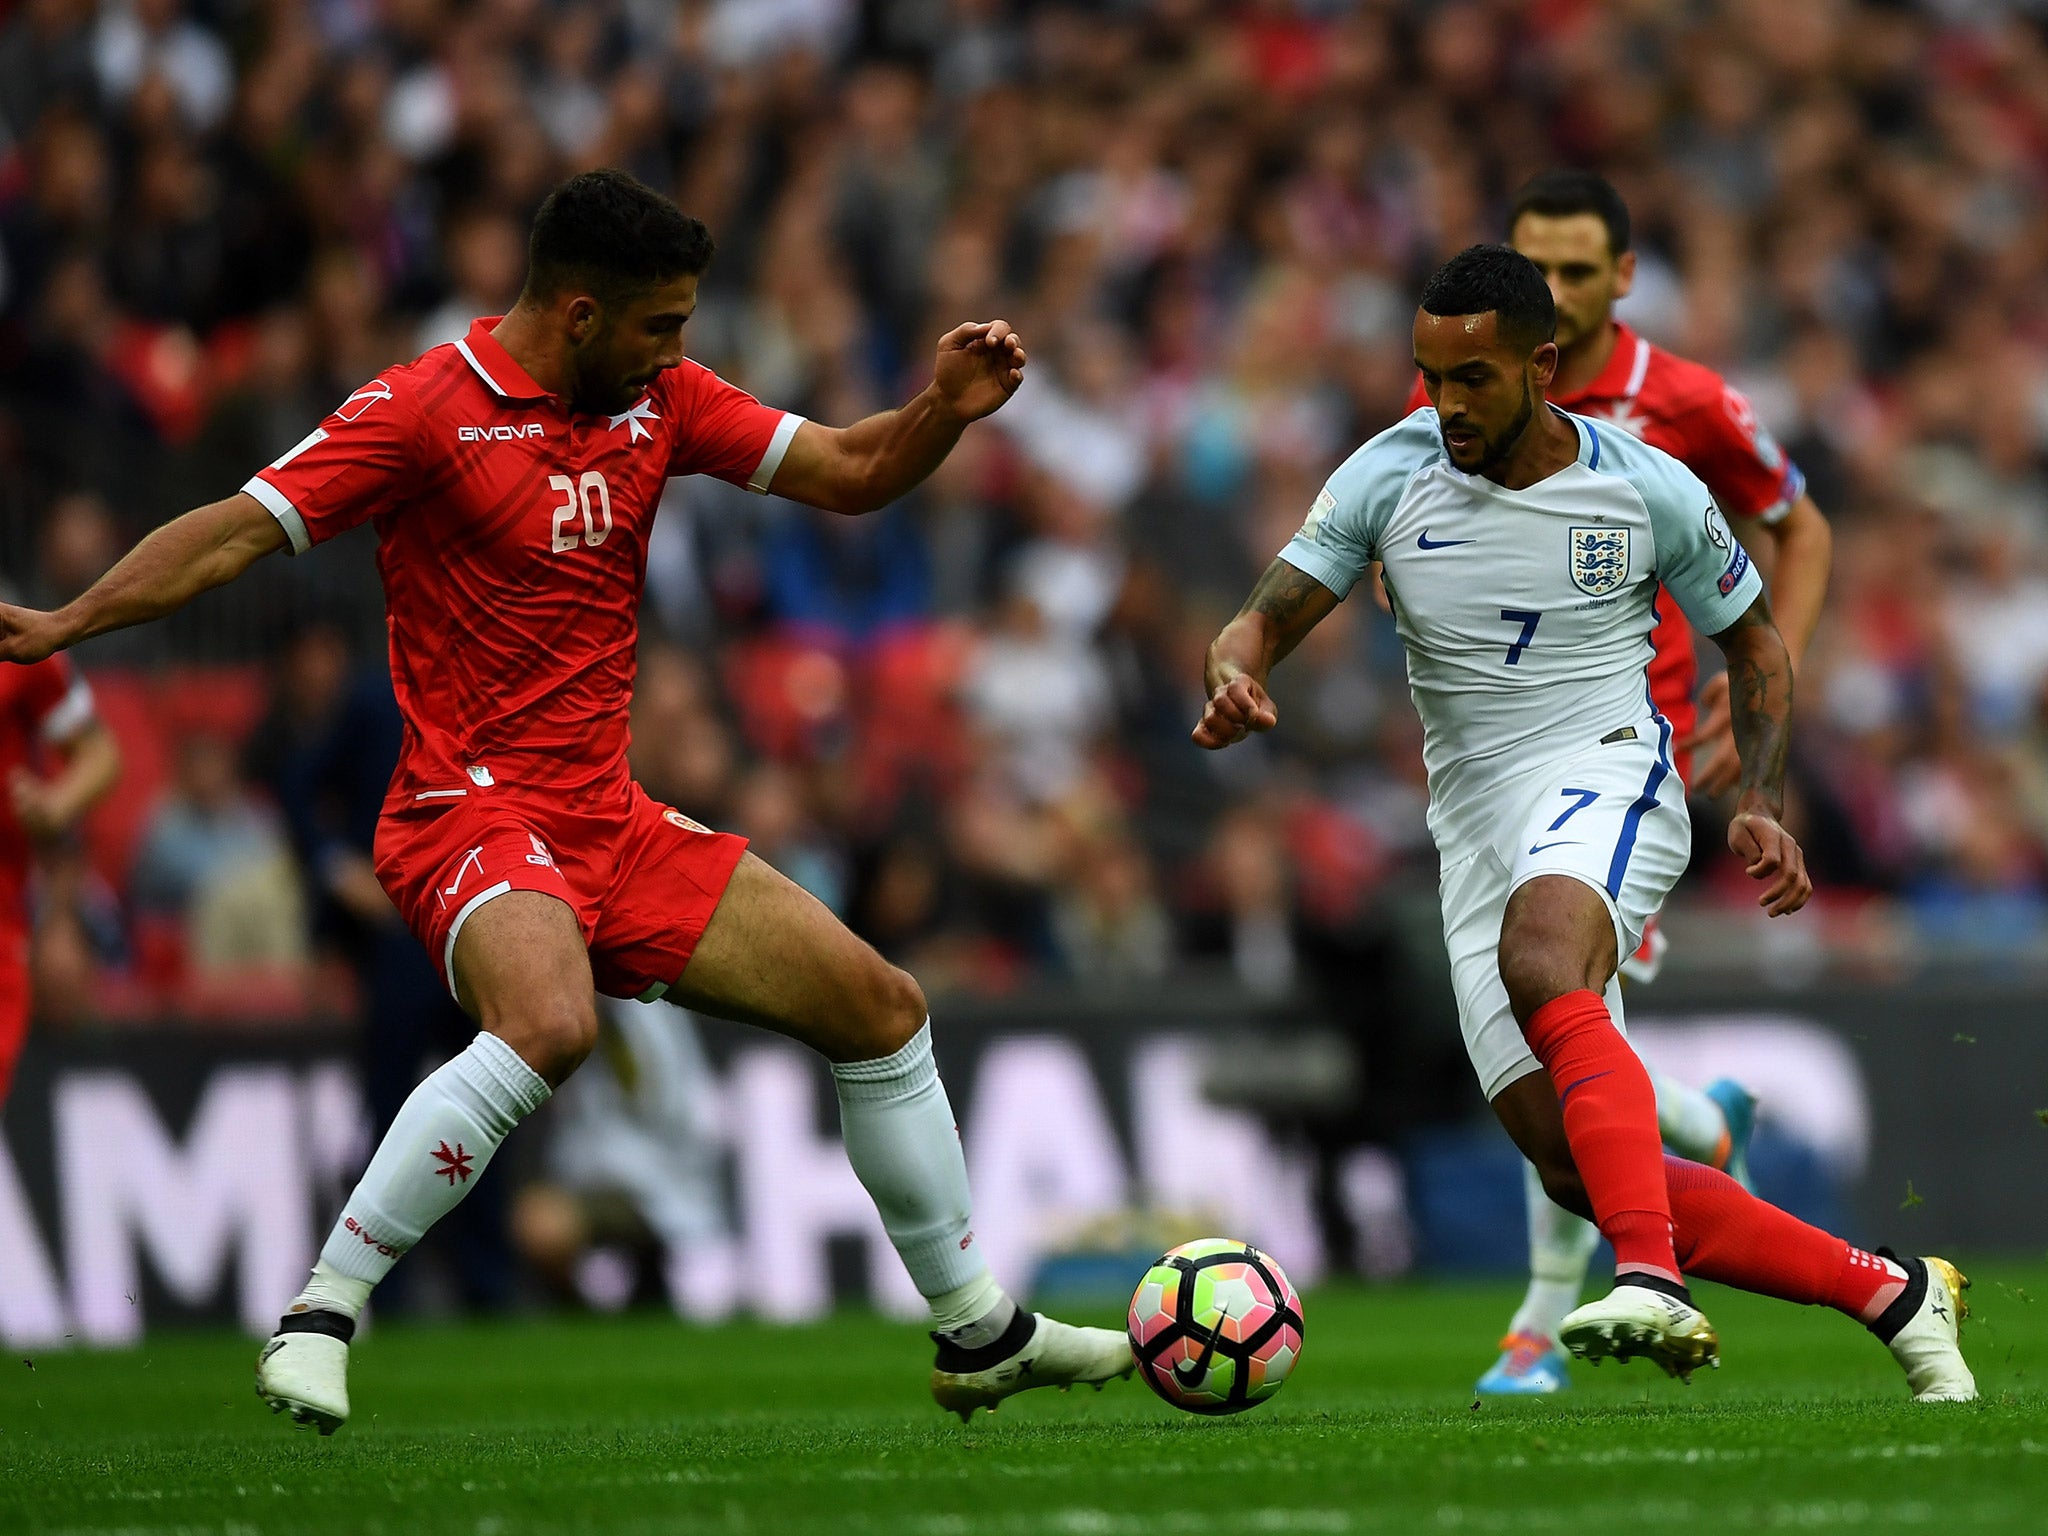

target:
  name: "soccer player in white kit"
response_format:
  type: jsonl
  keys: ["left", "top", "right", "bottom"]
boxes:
{"left": 1194, "top": 246, "right": 1973, "bottom": 1398}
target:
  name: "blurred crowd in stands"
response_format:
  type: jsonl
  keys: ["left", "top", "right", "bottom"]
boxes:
{"left": 10, "top": 0, "right": 2048, "bottom": 1030}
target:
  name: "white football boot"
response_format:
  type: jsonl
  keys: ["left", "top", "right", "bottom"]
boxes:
{"left": 1877, "top": 1253, "right": 1975, "bottom": 1403}
{"left": 255, "top": 1310, "right": 354, "bottom": 1434}
{"left": 930, "top": 1311, "right": 1135, "bottom": 1422}
{"left": 1558, "top": 1283, "right": 1720, "bottom": 1383}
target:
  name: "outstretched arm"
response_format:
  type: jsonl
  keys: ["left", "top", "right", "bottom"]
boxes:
{"left": 1192, "top": 558, "right": 1341, "bottom": 749}
{"left": 0, "top": 493, "right": 287, "bottom": 663}
{"left": 766, "top": 321, "right": 1027, "bottom": 515}
{"left": 1708, "top": 590, "right": 1811, "bottom": 916}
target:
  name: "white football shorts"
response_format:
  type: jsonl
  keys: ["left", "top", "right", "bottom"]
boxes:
{"left": 1436, "top": 717, "right": 1691, "bottom": 1101}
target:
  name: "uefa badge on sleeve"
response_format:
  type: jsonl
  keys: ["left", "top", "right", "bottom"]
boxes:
{"left": 1719, "top": 544, "right": 1751, "bottom": 596}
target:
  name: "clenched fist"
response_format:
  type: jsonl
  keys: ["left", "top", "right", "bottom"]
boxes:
{"left": 0, "top": 603, "right": 65, "bottom": 666}
{"left": 1192, "top": 674, "right": 1278, "bottom": 750}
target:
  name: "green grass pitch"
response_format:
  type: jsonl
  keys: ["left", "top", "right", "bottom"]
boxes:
{"left": 5, "top": 1263, "right": 2046, "bottom": 1535}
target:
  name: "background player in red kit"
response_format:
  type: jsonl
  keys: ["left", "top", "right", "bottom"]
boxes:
{"left": 0, "top": 170, "right": 1132, "bottom": 1431}
{"left": 1506, "top": 171, "right": 1835, "bottom": 799}
{"left": 1401, "top": 173, "right": 1837, "bottom": 1395}
{"left": 0, "top": 630, "right": 119, "bottom": 1103}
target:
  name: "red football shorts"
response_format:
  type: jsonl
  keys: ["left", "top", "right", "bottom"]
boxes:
{"left": 375, "top": 780, "right": 748, "bottom": 1003}
{"left": 0, "top": 923, "right": 29, "bottom": 1105}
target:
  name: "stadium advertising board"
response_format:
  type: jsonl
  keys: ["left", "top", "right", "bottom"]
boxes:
{"left": 3, "top": 976, "right": 2042, "bottom": 1347}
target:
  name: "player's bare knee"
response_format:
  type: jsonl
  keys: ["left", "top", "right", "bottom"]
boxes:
{"left": 1498, "top": 934, "right": 1582, "bottom": 1024}
{"left": 879, "top": 963, "right": 929, "bottom": 1052}
{"left": 1500, "top": 879, "right": 1615, "bottom": 1022}
{"left": 1500, "top": 924, "right": 1608, "bottom": 1025}
{"left": 848, "top": 961, "right": 927, "bottom": 1060}
{"left": 485, "top": 993, "right": 598, "bottom": 1086}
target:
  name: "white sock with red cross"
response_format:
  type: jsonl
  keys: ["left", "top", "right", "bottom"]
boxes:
{"left": 287, "top": 1032, "right": 550, "bottom": 1321}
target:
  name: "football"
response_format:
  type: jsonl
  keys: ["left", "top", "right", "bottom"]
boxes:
{"left": 1127, "top": 1238, "right": 1306, "bottom": 1415}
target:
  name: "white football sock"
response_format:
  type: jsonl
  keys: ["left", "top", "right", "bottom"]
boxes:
{"left": 1508, "top": 1159, "right": 1600, "bottom": 1342}
{"left": 928, "top": 1274, "right": 1015, "bottom": 1345}
{"left": 304, "top": 1032, "right": 551, "bottom": 1311}
{"left": 289, "top": 1260, "right": 372, "bottom": 1321}
{"left": 1652, "top": 1070, "right": 1728, "bottom": 1165}
{"left": 832, "top": 1021, "right": 1006, "bottom": 1333}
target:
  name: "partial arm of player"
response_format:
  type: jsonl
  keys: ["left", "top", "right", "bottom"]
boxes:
{"left": 0, "top": 494, "right": 287, "bottom": 664}
{"left": 1707, "top": 591, "right": 1811, "bottom": 917}
{"left": 1192, "top": 558, "right": 1341, "bottom": 749}
{"left": 1690, "top": 491, "right": 1832, "bottom": 795}
{"left": 766, "top": 321, "right": 1026, "bottom": 515}
{"left": 1743, "top": 492, "right": 1831, "bottom": 666}
{"left": 9, "top": 717, "right": 119, "bottom": 838}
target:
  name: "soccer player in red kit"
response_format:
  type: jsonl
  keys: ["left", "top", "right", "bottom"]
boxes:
{"left": 1401, "top": 173, "right": 1837, "bottom": 1395}
{"left": 0, "top": 171, "right": 1132, "bottom": 1431}
{"left": 0, "top": 639, "right": 119, "bottom": 1102}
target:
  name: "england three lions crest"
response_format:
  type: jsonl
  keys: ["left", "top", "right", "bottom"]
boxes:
{"left": 1568, "top": 526, "right": 1630, "bottom": 597}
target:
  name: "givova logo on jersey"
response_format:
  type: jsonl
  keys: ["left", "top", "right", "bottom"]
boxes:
{"left": 1568, "top": 526, "right": 1630, "bottom": 596}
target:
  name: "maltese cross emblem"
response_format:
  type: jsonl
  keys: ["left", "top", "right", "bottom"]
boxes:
{"left": 1592, "top": 399, "right": 1648, "bottom": 440}
{"left": 606, "top": 399, "right": 660, "bottom": 444}
{"left": 430, "top": 1140, "right": 475, "bottom": 1185}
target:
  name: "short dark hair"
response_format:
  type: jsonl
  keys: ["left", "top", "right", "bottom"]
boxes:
{"left": 1508, "top": 169, "right": 1631, "bottom": 256}
{"left": 524, "top": 169, "right": 716, "bottom": 303}
{"left": 1418, "top": 244, "right": 1557, "bottom": 355}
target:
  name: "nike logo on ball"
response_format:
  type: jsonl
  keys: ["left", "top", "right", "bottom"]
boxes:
{"left": 1417, "top": 531, "right": 1475, "bottom": 549}
{"left": 1174, "top": 1307, "right": 1232, "bottom": 1388}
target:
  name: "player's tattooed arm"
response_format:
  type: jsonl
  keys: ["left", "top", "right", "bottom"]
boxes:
{"left": 1711, "top": 592, "right": 1794, "bottom": 813}
{"left": 1193, "top": 558, "right": 1340, "bottom": 750}
{"left": 1709, "top": 591, "right": 1812, "bottom": 916}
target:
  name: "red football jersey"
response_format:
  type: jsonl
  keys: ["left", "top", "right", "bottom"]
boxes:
{"left": 0, "top": 654, "right": 96, "bottom": 923}
{"left": 1404, "top": 322, "right": 1804, "bottom": 772}
{"left": 244, "top": 317, "right": 801, "bottom": 806}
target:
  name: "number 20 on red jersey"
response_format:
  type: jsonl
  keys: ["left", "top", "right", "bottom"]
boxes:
{"left": 548, "top": 471, "right": 614, "bottom": 552}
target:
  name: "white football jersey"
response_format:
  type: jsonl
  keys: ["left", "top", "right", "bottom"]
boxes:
{"left": 1280, "top": 406, "right": 1763, "bottom": 857}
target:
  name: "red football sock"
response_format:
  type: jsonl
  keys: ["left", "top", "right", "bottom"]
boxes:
{"left": 1523, "top": 989, "right": 1678, "bottom": 1284}
{"left": 1664, "top": 1156, "right": 1907, "bottom": 1323}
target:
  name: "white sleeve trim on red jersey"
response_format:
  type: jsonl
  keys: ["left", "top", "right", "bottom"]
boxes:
{"left": 1727, "top": 458, "right": 1807, "bottom": 528}
{"left": 37, "top": 674, "right": 96, "bottom": 744}
{"left": 242, "top": 475, "right": 311, "bottom": 555}
{"left": 746, "top": 412, "right": 806, "bottom": 494}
